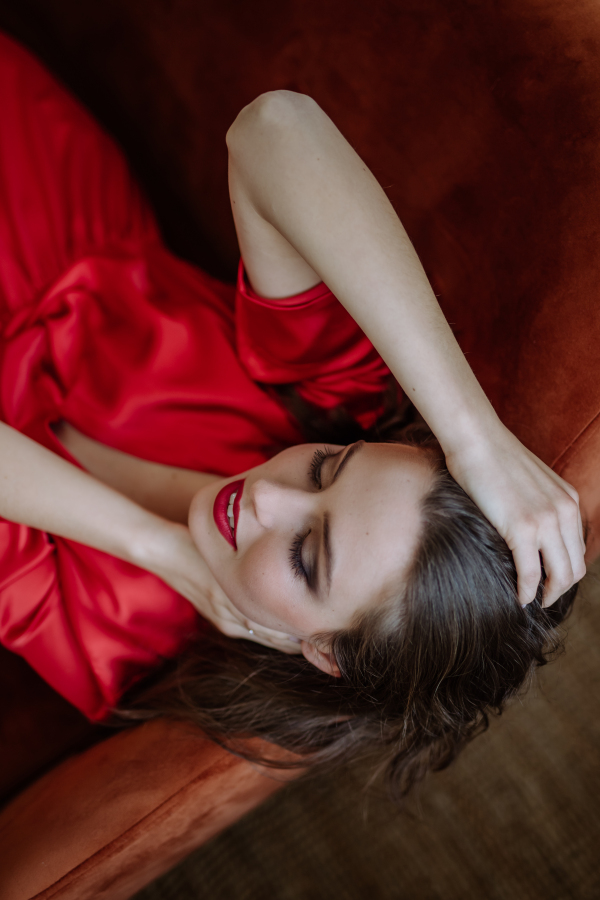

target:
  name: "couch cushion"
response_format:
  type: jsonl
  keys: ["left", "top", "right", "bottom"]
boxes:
{"left": 0, "top": 717, "right": 300, "bottom": 900}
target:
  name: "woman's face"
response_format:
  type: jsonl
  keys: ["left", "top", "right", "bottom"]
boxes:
{"left": 189, "top": 441, "right": 434, "bottom": 648}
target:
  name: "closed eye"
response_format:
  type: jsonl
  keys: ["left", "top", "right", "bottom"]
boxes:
{"left": 308, "top": 446, "right": 334, "bottom": 489}
{"left": 292, "top": 444, "right": 361, "bottom": 586}
{"left": 289, "top": 446, "right": 337, "bottom": 584}
{"left": 289, "top": 529, "right": 310, "bottom": 581}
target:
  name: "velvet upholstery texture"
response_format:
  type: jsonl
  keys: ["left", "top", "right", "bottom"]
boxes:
{"left": 0, "top": 720, "right": 297, "bottom": 900}
{"left": 0, "top": 0, "right": 599, "bottom": 897}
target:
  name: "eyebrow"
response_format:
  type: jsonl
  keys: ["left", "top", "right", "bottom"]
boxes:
{"left": 331, "top": 440, "right": 364, "bottom": 487}
{"left": 323, "top": 513, "right": 332, "bottom": 591}
{"left": 317, "top": 440, "right": 365, "bottom": 595}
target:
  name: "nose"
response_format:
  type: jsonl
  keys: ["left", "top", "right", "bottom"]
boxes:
{"left": 250, "top": 478, "right": 311, "bottom": 530}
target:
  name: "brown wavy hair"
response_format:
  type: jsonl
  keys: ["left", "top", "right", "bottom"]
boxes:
{"left": 118, "top": 389, "right": 578, "bottom": 801}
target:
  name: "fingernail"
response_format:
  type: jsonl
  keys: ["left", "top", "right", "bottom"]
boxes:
{"left": 287, "top": 636, "right": 301, "bottom": 644}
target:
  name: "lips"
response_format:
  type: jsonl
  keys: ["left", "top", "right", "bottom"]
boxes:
{"left": 213, "top": 479, "right": 244, "bottom": 549}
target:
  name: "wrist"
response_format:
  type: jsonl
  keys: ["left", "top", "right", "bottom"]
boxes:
{"left": 435, "top": 402, "right": 506, "bottom": 460}
{"left": 127, "top": 513, "right": 182, "bottom": 574}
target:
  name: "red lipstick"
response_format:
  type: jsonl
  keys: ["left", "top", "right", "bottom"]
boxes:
{"left": 213, "top": 479, "right": 244, "bottom": 549}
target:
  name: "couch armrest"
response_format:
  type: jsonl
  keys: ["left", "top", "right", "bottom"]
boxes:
{"left": 0, "top": 718, "right": 301, "bottom": 900}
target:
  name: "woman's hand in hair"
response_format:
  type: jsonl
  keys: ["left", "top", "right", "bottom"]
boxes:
{"left": 141, "top": 520, "right": 303, "bottom": 653}
{"left": 445, "top": 424, "right": 586, "bottom": 607}
{"left": 226, "top": 94, "right": 585, "bottom": 607}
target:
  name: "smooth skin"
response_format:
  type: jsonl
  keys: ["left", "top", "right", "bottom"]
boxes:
{"left": 226, "top": 91, "right": 586, "bottom": 609}
{"left": 0, "top": 91, "right": 586, "bottom": 674}
{"left": 46, "top": 424, "right": 433, "bottom": 674}
{"left": 187, "top": 440, "right": 433, "bottom": 674}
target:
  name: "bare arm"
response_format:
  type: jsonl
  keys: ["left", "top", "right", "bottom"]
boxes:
{"left": 51, "top": 420, "right": 218, "bottom": 525}
{"left": 227, "top": 91, "right": 586, "bottom": 605}
{"left": 228, "top": 91, "right": 496, "bottom": 454}
{"left": 0, "top": 420, "right": 168, "bottom": 561}
{"left": 0, "top": 421, "right": 221, "bottom": 622}
{"left": 0, "top": 420, "right": 300, "bottom": 653}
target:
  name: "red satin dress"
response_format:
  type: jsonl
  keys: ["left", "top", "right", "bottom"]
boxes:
{"left": 0, "top": 34, "right": 391, "bottom": 720}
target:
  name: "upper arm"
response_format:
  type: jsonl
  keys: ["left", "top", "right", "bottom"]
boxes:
{"left": 227, "top": 92, "right": 322, "bottom": 300}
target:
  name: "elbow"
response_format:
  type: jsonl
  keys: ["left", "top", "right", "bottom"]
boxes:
{"left": 226, "top": 90, "right": 320, "bottom": 154}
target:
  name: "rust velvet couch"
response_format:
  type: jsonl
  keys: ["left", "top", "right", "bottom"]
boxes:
{"left": 1, "top": 1, "right": 600, "bottom": 897}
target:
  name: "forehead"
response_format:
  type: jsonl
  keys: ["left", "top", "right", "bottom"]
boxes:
{"left": 328, "top": 442, "right": 433, "bottom": 619}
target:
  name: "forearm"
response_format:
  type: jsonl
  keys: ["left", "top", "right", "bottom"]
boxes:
{"left": 0, "top": 421, "right": 167, "bottom": 566}
{"left": 227, "top": 92, "right": 501, "bottom": 454}
{"left": 52, "top": 421, "right": 218, "bottom": 524}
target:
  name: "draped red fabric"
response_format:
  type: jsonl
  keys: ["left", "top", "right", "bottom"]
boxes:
{"left": 0, "top": 33, "right": 391, "bottom": 721}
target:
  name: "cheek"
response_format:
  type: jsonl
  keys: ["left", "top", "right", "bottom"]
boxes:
{"left": 228, "top": 537, "right": 296, "bottom": 629}
{"left": 230, "top": 537, "right": 319, "bottom": 634}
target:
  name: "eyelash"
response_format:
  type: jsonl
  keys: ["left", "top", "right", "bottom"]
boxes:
{"left": 289, "top": 531, "right": 308, "bottom": 581}
{"left": 289, "top": 447, "right": 334, "bottom": 581}
{"left": 308, "top": 446, "right": 333, "bottom": 490}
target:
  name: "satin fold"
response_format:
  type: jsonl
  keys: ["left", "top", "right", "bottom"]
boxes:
{"left": 0, "top": 32, "right": 393, "bottom": 719}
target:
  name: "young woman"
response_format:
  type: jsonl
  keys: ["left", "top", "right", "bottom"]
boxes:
{"left": 0, "top": 33, "right": 585, "bottom": 795}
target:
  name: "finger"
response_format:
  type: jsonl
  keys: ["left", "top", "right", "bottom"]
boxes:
{"left": 558, "top": 506, "right": 587, "bottom": 586}
{"left": 542, "top": 482, "right": 587, "bottom": 581}
{"left": 557, "top": 483, "right": 586, "bottom": 557}
{"left": 544, "top": 472, "right": 586, "bottom": 555}
{"left": 511, "top": 542, "right": 544, "bottom": 607}
{"left": 538, "top": 532, "right": 575, "bottom": 608}
{"left": 577, "top": 504, "right": 586, "bottom": 557}
{"left": 523, "top": 462, "right": 587, "bottom": 570}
